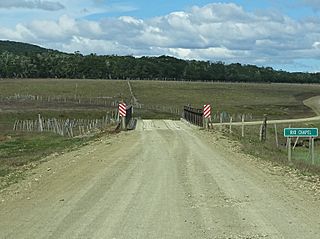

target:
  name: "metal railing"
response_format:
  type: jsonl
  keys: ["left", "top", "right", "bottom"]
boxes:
{"left": 183, "top": 105, "right": 203, "bottom": 127}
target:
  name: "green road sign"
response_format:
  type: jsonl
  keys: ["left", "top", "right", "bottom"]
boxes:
{"left": 284, "top": 128, "right": 318, "bottom": 137}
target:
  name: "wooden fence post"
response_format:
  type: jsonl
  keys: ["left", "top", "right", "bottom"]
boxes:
{"left": 274, "top": 124, "right": 279, "bottom": 148}
{"left": 288, "top": 137, "right": 292, "bottom": 163}
{"left": 241, "top": 114, "right": 245, "bottom": 137}
{"left": 121, "top": 116, "right": 126, "bottom": 130}
{"left": 259, "top": 114, "right": 267, "bottom": 142}
{"left": 38, "top": 114, "right": 43, "bottom": 132}
{"left": 311, "top": 137, "right": 315, "bottom": 165}
{"left": 286, "top": 124, "right": 291, "bottom": 149}
{"left": 293, "top": 137, "right": 299, "bottom": 150}
{"left": 204, "top": 118, "right": 209, "bottom": 129}
{"left": 13, "top": 120, "right": 18, "bottom": 131}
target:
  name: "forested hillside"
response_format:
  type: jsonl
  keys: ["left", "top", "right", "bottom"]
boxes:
{"left": 0, "top": 40, "right": 58, "bottom": 55}
{"left": 0, "top": 40, "right": 319, "bottom": 83}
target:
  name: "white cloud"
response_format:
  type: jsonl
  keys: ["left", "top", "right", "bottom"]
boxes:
{"left": 0, "top": 0, "right": 65, "bottom": 11}
{"left": 1, "top": 2, "right": 320, "bottom": 71}
{"left": 168, "top": 47, "right": 236, "bottom": 60}
{"left": 28, "top": 15, "right": 78, "bottom": 41}
{"left": 0, "top": 23, "right": 36, "bottom": 41}
{"left": 119, "top": 16, "right": 143, "bottom": 25}
{"left": 312, "top": 42, "right": 320, "bottom": 49}
{"left": 62, "top": 36, "right": 129, "bottom": 55}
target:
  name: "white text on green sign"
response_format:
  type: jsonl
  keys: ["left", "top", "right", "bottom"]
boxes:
{"left": 283, "top": 128, "right": 318, "bottom": 137}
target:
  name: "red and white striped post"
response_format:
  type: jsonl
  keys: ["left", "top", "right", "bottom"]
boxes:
{"left": 119, "top": 102, "right": 126, "bottom": 130}
{"left": 203, "top": 104, "right": 211, "bottom": 129}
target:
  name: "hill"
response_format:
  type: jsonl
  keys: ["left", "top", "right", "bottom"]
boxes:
{"left": 0, "top": 40, "right": 58, "bottom": 55}
{"left": 0, "top": 40, "right": 319, "bottom": 83}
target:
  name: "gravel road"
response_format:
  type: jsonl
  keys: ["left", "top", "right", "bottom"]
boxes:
{"left": 304, "top": 96, "right": 320, "bottom": 116}
{"left": 0, "top": 120, "right": 319, "bottom": 238}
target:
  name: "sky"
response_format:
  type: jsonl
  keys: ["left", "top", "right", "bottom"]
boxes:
{"left": 0, "top": 0, "right": 320, "bottom": 72}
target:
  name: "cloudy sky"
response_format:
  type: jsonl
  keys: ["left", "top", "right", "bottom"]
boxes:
{"left": 0, "top": 0, "right": 320, "bottom": 72}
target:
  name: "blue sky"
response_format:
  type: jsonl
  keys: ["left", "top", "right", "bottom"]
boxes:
{"left": 0, "top": 0, "right": 320, "bottom": 72}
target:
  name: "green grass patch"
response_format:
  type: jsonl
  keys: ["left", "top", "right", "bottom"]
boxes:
{"left": 131, "top": 81, "right": 320, "bottom": 120}
{"left": 0, "top": 132, "right": 95, "bottom": 178}
{"left": 0, "top": 79, "right": 131, "bottom": 99}
{"left": 222, "top": 121, "right": 320, "bottom": 174}
{"left": 1, "top": 79, "right": 320, "bottom": 178}
{"left": 1, "top": 79, "right": 319, "bottom": 121}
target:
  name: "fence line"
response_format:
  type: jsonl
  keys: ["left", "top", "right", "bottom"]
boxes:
{"left": 0, "top": 94, "right": 119, "bottom": 107}
{"left": 213, "top": 119, "right": 319, "bottom": 166}
{"left": 13, "top": 113, "right": 118, "bottom": 137}
{"left": 1, "top": 94, "right": 256, "bottom": 120}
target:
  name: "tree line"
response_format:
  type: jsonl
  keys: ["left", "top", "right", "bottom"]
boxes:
{"left": 0, "top": 41, "right": 319, "bottom": 83}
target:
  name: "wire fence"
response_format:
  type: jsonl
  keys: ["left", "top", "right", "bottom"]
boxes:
{"left": 12, "top": 112, "right": 118, "bottom": 137}
{"left": 0, "top": 94, "right": 119, "bottom": 107}
{"left": 214, "top": 121, "right": 320, "bottom": 167}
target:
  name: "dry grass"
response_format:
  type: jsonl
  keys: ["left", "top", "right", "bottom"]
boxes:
{"left": 0, "top": 78, "right": 131, "bottom": 98}
{"left": 131, "top": 81, "right": 320, "bottom": 120}
{"left": 223, "top": 121, "right": 320, "bottom": 174}
{"left": 1, "top": 79, "right": 320, "bottom": 177}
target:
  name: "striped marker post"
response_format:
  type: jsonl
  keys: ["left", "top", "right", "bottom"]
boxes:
{"left": 119, "top": 103, "right": 127, "bottom": 117}
{"left": 203, "top": 104, "right": 211, "bottom": 129}
{"left": 119, "top": 103, "right": 126, "bottom": 129}
{"left": 203, "top": 104, "right": 211, "bottom": 118}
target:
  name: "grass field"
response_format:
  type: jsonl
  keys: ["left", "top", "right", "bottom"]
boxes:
{"left": 0, "top": 132, "right": 90, "bottom": 175}
{"left": 1, "top": 79, "right": 319, "bottom": 120}
{"left": 0, "top": 79, "right": 129, "bottom": 133}
{"left": 0, "top": 79, "right": 130, "bottom": 182}
{"left": 0, "top": 79, "right": 131, "bottom": 98}
{"left": 0, "top": 79, "right": 320, "bottom": 179}
{"left": 131, "top": 81, "right": 320, "bottom": 120}
{"left": 222, "top": 121, "right": 320, "bottom": 174}
{"left": 0, "top": 131, "right": 105, "bottom": 189}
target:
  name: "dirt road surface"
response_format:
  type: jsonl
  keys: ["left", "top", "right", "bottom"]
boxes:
{"left": 215, "top": 115, "right": 320, "bottom": 126}
{"left": 304, "top": 96, "right": 320, "bottom": 116}
{"left": 1, "top": 120, "right": 320, "bottom": 238}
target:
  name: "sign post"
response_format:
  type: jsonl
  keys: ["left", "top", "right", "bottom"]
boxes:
{"left": 284, "top": 128, "right": 318, "bottom": 164}
{"left": 259, "top": 115, "right": 267, "bottom": 142}
{"left": 311, "top": 137, "right": 315, "bottom": 164}
{"left": 203, "top": 104, "right": 211, "bottom": 129}
{"left": 118, "top": 102, "right": 127, "bottom": 130}
{"left": 287, "top": 137, "right": 292, "bottom": 163}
